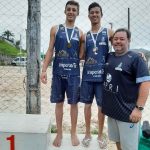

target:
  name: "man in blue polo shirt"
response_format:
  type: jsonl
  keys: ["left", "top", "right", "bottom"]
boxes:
{"left": 102, "top": 28, "right": 150, "bottom": 150}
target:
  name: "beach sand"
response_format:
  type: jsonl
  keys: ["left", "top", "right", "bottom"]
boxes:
{"left": 0, "top": 66, "right": 150, "bottom": 149}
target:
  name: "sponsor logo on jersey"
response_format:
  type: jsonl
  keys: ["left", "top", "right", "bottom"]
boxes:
{"left": 115, "top": 62, "right": 123, "bottom": 71}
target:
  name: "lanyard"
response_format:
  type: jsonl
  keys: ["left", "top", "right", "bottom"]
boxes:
{"left": 64, "top": 25, "right": 75, "bottom": 45}
{"left": 90, "top": 27, "right": 103, "bottom": 48}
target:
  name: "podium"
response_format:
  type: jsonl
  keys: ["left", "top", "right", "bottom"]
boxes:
{"left": 0, "top": 113, "right": 51, "bottom": 150}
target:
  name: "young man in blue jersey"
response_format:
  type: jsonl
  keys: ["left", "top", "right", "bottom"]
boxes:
{"left": 41, "top": 0, "right": 83, "bottom": 147}
{"left": 102, "top": 28, "right": 150, "bottom": 150}
{"left": 79, "top": 2, "right": 113, "bottom": 149}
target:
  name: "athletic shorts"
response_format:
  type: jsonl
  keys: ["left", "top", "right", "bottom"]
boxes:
{"left": 50, "top": 75, "right": 80, "bottom": 104}
{"left": 80, "top": 81, "right": 103, "bottom": 107}
{"left": 107, "top": 117, "right": 140, "bottom": 150}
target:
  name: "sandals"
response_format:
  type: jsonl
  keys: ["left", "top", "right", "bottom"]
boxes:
{"left": 82, "top": 136, "right": 107, "bottom": 149}
{"left": 82, "top": 137, "right": 92, "bottom": 147}
{"left": 97, "top": 137, "right": 107, "bottom": 149}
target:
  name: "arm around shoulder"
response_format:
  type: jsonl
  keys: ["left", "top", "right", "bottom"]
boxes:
{"left": 108, "top": 29, "right": 114, "bottom": 43}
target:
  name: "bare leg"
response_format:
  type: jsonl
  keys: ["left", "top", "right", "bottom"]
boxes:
{"left": 53, "top": 102, "right": 64, "bottom": 147}
{"left": 97, "top": 106, "right": 107, "bottom": 149}
{"left": 116, "top": 142, "right": 122, "bottom": 150}
{"left": 70, "top": 104, "right": 80, "bottom": 146}
{"left": 84, "top": 104, "right": 92, "bottom": 139}
{"left": 98, "top": 106, "right": 105, "bottom": 139}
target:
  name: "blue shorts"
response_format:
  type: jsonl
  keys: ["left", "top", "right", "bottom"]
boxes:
{"left": 80, "top": 81, "right": 103, "bottom": 107}
{"left": 50, "top": 75, "right": 80, "bottom": 104}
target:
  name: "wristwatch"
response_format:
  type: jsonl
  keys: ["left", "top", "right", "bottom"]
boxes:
{"left": 135, "top": 105, "right": 144, "bottom": 111}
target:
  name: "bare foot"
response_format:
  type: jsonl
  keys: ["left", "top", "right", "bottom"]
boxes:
{"left": 71, "top": 134, "right": 80, "bottom": 146}
{"left": 53, "top": 134, "right": 62, "bottom": 147}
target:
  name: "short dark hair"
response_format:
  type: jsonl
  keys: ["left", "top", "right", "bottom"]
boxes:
{"left": 65, "top": 0, "right": 80, "bottom": 13}
{"left": 88, "top": 2, "right": 103, "bottom": 16}
{"left": 113, "top": 28, "right": 131, "bottom": 40}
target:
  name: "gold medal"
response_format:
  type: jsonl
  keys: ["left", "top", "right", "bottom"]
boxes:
{"left": 67, "top": 42, "right": 72, "bottom": 48}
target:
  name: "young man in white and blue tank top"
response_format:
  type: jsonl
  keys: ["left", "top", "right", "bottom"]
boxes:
{"left": 80, "top": 2, "right": 113, "bottom": 149}
{"left": 41, "top": 0, "right": 83, "bottom": 147}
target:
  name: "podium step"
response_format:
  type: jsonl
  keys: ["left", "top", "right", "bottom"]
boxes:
{"left": 0, "top": 113, "right": 51, "bottom": 150}
{"left": 50, "top": 133, "right": 116, "bottom": 150}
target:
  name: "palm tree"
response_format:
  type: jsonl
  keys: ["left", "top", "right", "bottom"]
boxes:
{"left": 2, "top": 30, "right": 14, "bottom": 40}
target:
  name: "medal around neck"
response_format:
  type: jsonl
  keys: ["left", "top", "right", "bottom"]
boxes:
{"left": 90, "top": 28, "right": 102, "bottom": 55}
{"left": 93, "top": 47, "right": 98, "bottom": 55}
{"left": 67, "top": 42, "right": 72, "bottom": 48}
{"left": 64, "top": 24, "right": 75, "bottom": 49}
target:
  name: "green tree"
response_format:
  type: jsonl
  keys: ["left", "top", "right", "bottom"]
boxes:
{"left": 2, "top": 30, "right": 14, "bottom": 40}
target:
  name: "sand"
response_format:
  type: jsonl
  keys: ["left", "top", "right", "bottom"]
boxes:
{"left": 0, "top": 66, "right": 150, "bottom": 149}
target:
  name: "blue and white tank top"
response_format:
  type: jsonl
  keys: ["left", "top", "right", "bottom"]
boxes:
{"left": 82, "top": 27, "right": 109, "bottom": 82}
{"left": 53, "top": 24, "right": 80, "bottom": 75}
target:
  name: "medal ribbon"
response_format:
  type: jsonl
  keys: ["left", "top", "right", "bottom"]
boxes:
{"left": 64, "top": 25, "right": 75, "bottom": 44}
{"left": 90, "top": 27, "right": 103, "bottom": 48}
